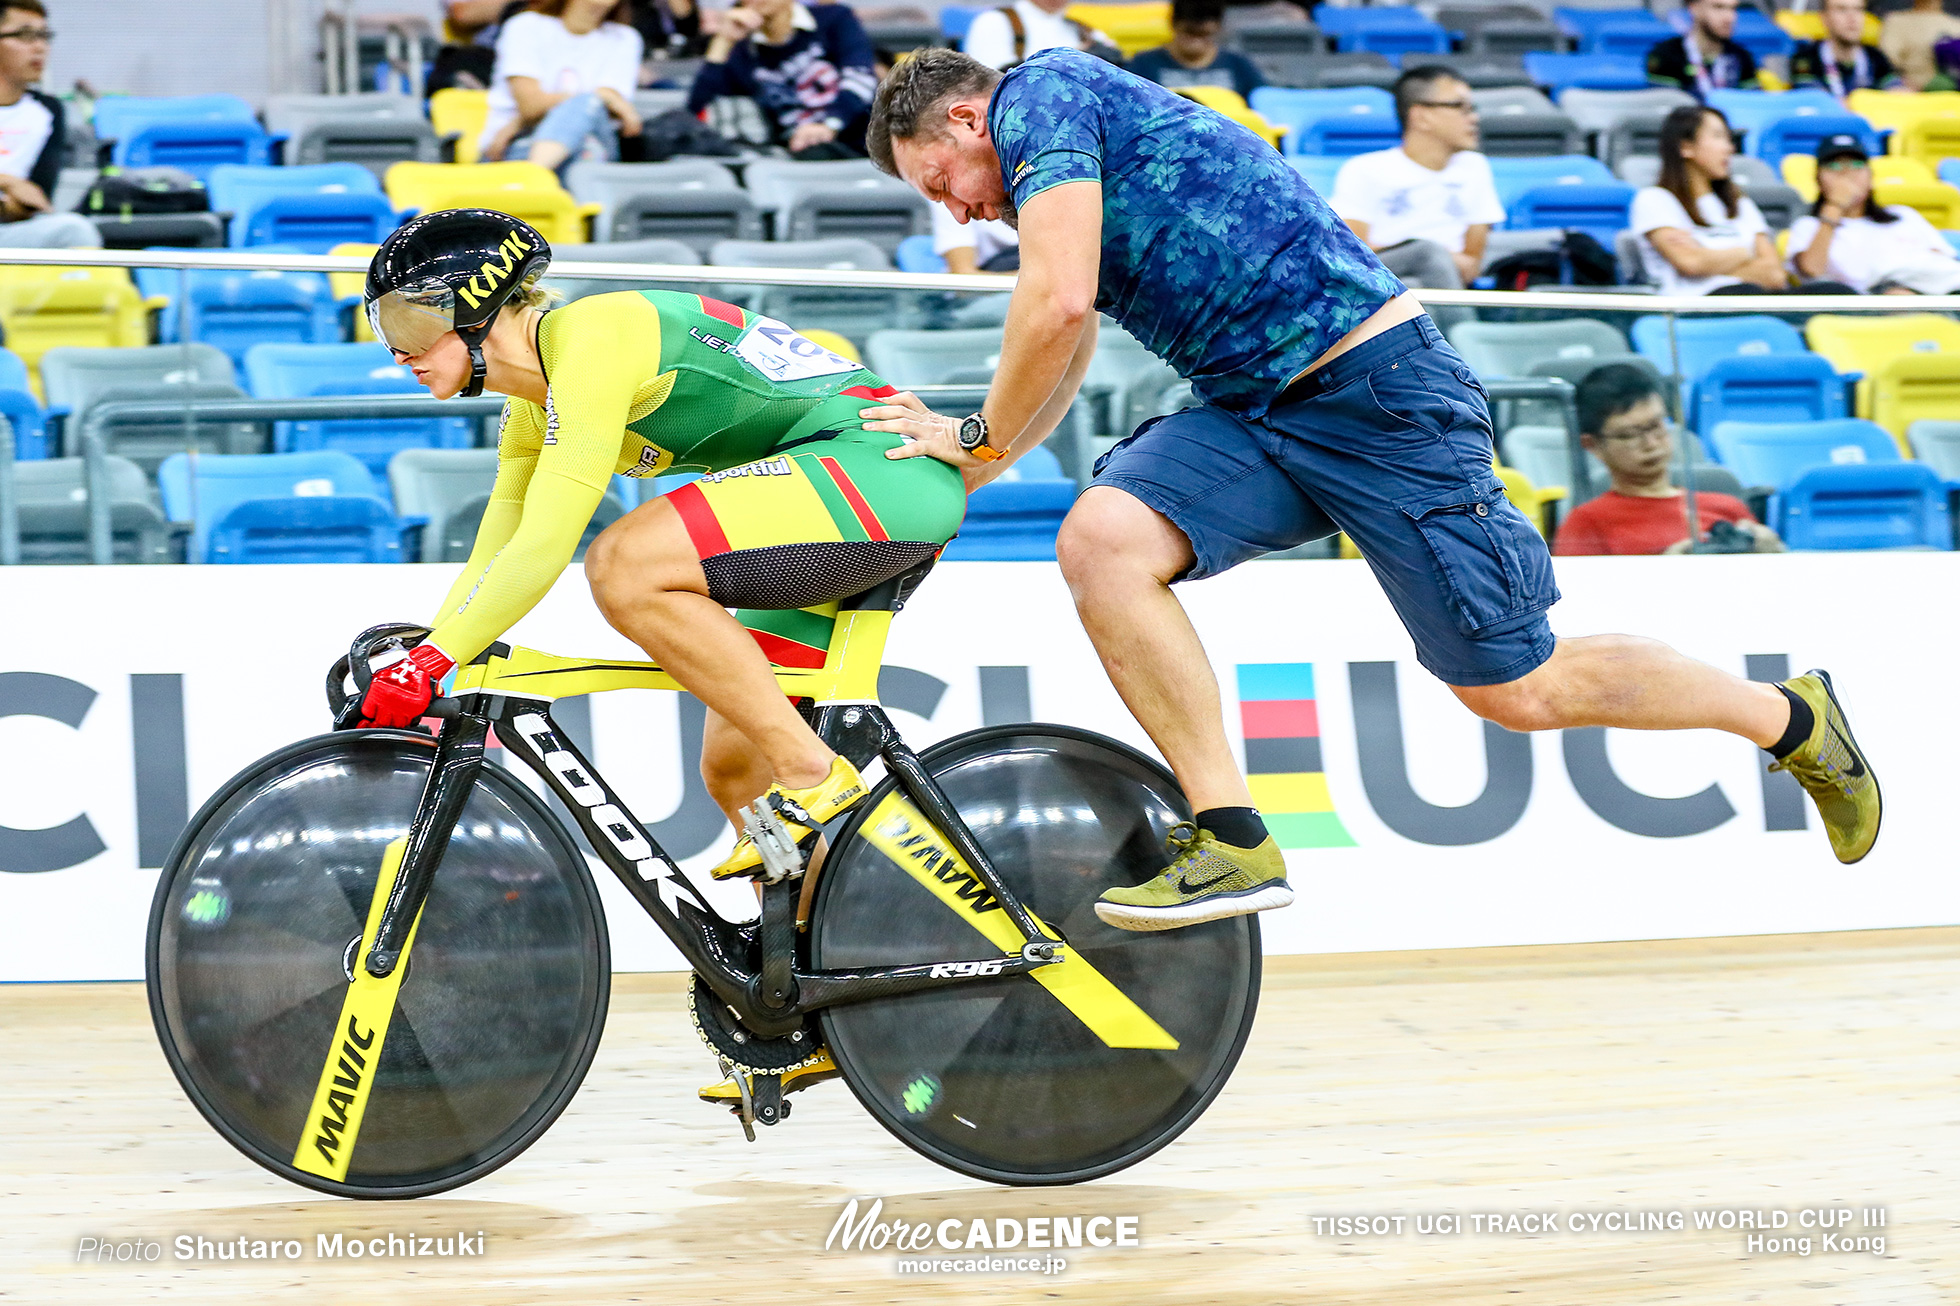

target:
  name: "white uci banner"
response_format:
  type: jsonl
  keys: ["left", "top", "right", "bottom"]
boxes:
{"left": 0, "top": 555, "right": 1952, "bottom": 981}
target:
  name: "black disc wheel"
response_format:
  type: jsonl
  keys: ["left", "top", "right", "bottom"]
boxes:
{"left": 147, "top": 730, "right": 610, "bottom": 1198}
{"left": 809, "top": 725, "right": 1260, "bottom": 1185}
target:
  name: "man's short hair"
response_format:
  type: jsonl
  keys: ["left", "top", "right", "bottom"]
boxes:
{"left": 866, "top": 48, "right": 1003, "bottom": 177}
{"left": 1172, "top": 0, "right": 1225, "bottom": 29}
{"left": 1576, "top": 362, "right": 1663, "bottom": 437}
{"left": 1393, "top": 65, "right": 1462, "bottom": 133}
{"left": 0, "top": 0, "right": 46, "bottom": 16}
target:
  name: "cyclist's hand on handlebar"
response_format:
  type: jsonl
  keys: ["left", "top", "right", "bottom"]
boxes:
{"left": 360, "top": 642, "right": 456, "bottom": 729}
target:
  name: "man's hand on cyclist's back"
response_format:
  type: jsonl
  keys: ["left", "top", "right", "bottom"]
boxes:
{"left": 361, "top": 643, "right": 456, "bottom": 729}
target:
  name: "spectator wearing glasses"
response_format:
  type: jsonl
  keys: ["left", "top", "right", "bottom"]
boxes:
{"left": 1792, "top": 0, "right": 1901, "bottom": 96}
{"left": 1788, "top": 134, "right": 1960, "bottom": 294}
{"left": 480, "top": 0, "right": 645, "bottom": 173}
{"left": 1553, "top": 363, "right": 1783, "bottom": 556}
{"left": 1329, "top": 66, "right": 1502, "bottom": 294}
{"left": 1128, "top": 0, "right": 1264, "bottom": 101}
{"left": 1647, "top": 0, "right": 1759, "bottom": 100}
{"left": 0, "top": 0, "right": 96, "bottom": 249}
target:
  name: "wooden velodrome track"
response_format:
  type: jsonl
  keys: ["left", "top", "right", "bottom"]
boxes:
{"left": 7, "top": 927, "right": 1956, "bottom": 1305}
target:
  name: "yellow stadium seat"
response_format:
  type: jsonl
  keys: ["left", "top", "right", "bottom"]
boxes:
{"left": 429, "top": 88, "right": 490, "bottom": 165}
{"left": 1781, "top": 153, "right": 1933, "bottom": 203}
{"left": 1874, "top": 179, "right": 1960, "bottom": 227}
{"left": 1755, "top": 66, "right": 1788, "bottom": 92}
{"left": 1495, "top": 463, "right": 1565, "bottom": 538}
{"left": 1892, "top": 116, "right": 1960, "bottom": 167}
{"left": 1067, "top": 2, "right": 1172, "bottom": 58}
{"left": 0, "top": 265, "right": 156, "bottom": 398}
{"left": 1868, "top": 353, "right": 1960, "bottom": 446}
{"left": 1805, "top": 312, "right": 1960, "bottom": 442}
{"left": 1847, "top": 89, "right": 1960, "bottom": 136}
{"left": 384, "top": 161, "right": 601, "bottom": 245}
{"left": 1775, "top": 10, "right": 1879, "bottom": 42}
{"left": 330, "top": 242, "right": 382, "bottom": 340}
{"left": 798, "top": 328, "right": 860, "bottom": 363}
{"left": 1174, "top": 87, "right": 1284, "bottom": 149}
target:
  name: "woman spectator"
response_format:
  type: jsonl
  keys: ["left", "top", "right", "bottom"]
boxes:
{"left": 1788, "top": 134, "right": 1960, "bottom": 294}
{"left": 1631, "top": 105, "right": 1785, "bottom": 295}
{"left": 687, "top": 0, "right": 877, "bottom": 158}
{"left": 480, "top": 0, "right": 645, "bottom": 173}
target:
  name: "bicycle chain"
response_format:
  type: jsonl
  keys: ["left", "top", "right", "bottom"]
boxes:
{"left": 687, "top": 975, "right": 828, "bottom": 1079}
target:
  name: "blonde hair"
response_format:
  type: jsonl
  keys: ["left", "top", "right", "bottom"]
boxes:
{"left": 511, "top": 280, "right": 564, "bottom": 311}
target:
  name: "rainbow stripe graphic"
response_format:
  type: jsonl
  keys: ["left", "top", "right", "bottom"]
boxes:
{"left": 1237, "top": 663, "right": 1355, "bottom": 849}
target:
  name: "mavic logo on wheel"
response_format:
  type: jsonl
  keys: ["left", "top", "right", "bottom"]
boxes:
{"left": 875, "top": 813, "right": 1001, "bottom": 914}
{"left": 930, "top": 960, "right": 1005, "bottom": 979}
{"left": 310, "top": 1015, "right": 376, "bottom": 1165}
{"left": 511, "top": 714, "right": 691, "bottom": 912}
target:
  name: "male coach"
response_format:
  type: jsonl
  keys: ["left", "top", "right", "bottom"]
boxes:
{"left": 857, "top": 48, "right": 1879, "bottom": 931}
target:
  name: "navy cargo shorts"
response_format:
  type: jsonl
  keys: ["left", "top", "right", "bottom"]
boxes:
{"left": 1090, "top": 315, "right": 1560, "bottom": 688}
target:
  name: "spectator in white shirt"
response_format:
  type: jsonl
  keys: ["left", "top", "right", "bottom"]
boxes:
{"left": 1788, "top": 133, "right": 1960, "bottom": 294}
{"left": 1329, "top": 66, "right": 1502, "bottom": 292}
{"left": 960, "top": 0, "right": 1122, "bottom": 71}
{"left": 1630, "top": 104, "right": 1787, "bottom": 295}
{"left": 931, "top": 200, "right": 1018, "bottom": 274}
{"left": 481, "top": 0, "right": 644, "bottom": 173}
{"left": 0, "top": 0, "right": 96, "bottom": 248}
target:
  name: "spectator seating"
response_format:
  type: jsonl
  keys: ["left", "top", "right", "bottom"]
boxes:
{"left": 207, "top": 163, "right": 400, "bottom": 251}
{"left": 1472, "top": 86, "right": 1556, "bottom": 115}
{"left": 1312, "top": 5, "right": 1449, "bottom": 57}
{"left": 1174, "top": 87, "right": 1286, "bottom": 149}
{"left": 438, "top": 485, "right": 625, "bottom": 563}
{"left": 867, "top": 327, "right": 1003, "bottom": 388}
{"left": 1691, "top": 353, "right": 1846, "bottom": 441}
{"left": 0, "top": 266, "right": 158, "bottom": 397}
{"left": 549, "top": 238, "right": 705, "bottom": 301}
{"left": 1561, "top": 87, "right": 1695, "bottom": 169}
{"left": 742, "top": 159, "right": 932, "bottom": 252}
{"left": 1804, "top": 313, "right": 1960, "bottom": 436}
{"left": 1731, "top": 6, "right": 1796, "bottom": 60}
{"left": 1249, "top": 86, "right": 1394, "bottom": 155}
{"left": 244, "top": 342, "right": 477, "bottom": 481}
{"left": 1775, "top": 462, "right": 1951, "bottom": 550}
{"left": 1523, "top": 53, "right": 1649, "bottom": 94}
{"left": 1631, "top": 314, "right": 1806, "bottom": 382}
{"left": 1906, "top": 420, "right": 1960, "bottom": 480}
{"left": 1476, "top": 103, "right": 1583, "bottom": 157}
{"left": 385, "top": 161, "right": 597, "bottom": 245}
{"left": 1287, "top": 154, "right": 1345, "bottom": 196}
{"left": 565, "top": 159, "right": 741, "bottom": 241}
{"left": 1447, "top": 318, "right": 1627, "bottom": 379}
{"left": 428, "top": 88, "right": 490, "bottom": 165}
{"left": 1751, "top": 114, "right": 1879, "bottom": 167}
{"left": 263, "top": 93, "right": 440, "bottom": 175}
{"left": 1488, "top": 153, "right": 1615, "bottom": 208}
{"left": 92, "top": 93, "right": 257, "bottom": 146}
{"left": 1847, "top": 89, "right": 1960, "bottom": 165}
{"left": 147, "top": 265, "right": 342, "bottom": 369}
{"left": 157, "top": 449, "right": 408, "bottom": 564}
{"left": 43, "top": 344, "right": 253, "bottom": 470}
{"left": 894, "top": 234, "right": 944, "bottom": 274}
{"left": 1409, "top": 55, "right": 1537, "bottom": 91}
{"left": 0, "top": 346, "right": 46, "bottom": 457}
{"left": 860, "top": 16, "right": 941, "bottom": 52}
{"left": 1444, "top": 7, "right": 1562, "bottom": 58}
{"left": 388, "top": 447, "right": 497, "bottom": 556}
{"left": 1707, "top": 416, "right": 1900, "bottom": 492}
{"left": 941, "top": 479, "right": 1077, "bottom": 560}
{"left": 1866, "top": 354, "right": 1960, "bottom": 449}
{"left": 1781, "top": 153, "right": 1933, "bottom": 202}
{"left": 8, "top": 454, "right": 172, "bottom": 563}
{"left": 90, "top": 211, "right": 230, "bottom": 251}
{"left": 1065, "top": 3, "right": 1172, "bottom": 58}
{"left": 1248, "top": 52, "right": 1397, "bottom": 90}
{"left": 116, "top": 119, "right": 273, "bottom": 178}
{"left": 939, "top": 5, "right": 987, "bottom": 41}
{"left": 1703, "top": 88, "right": 1832, "bottom": 142}
{"left": 1555, "top": 7, "right": 1673, "bottom": 57}
{"left": 1872, "top": 180, "right": 1960, "bottom": 230}
{"left": 1497, "top": 423, "right": 1579, "bottom": 497}
{"left": 709, "top": 238, "right": 903, "bottom": 349}
{"left": 604, "top": 184, "right": 763, "bottom": 251}
{"left": 1506, "top": 182, "right": 1634, "bottom": 241}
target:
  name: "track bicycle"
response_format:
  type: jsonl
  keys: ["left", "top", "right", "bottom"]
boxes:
{"left": 147, "top": 560, "right": 1261, "bottom": 1197}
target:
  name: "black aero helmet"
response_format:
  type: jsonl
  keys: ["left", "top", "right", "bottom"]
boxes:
{"left": 364, "top": 208, "right": 551, "bottom": 397}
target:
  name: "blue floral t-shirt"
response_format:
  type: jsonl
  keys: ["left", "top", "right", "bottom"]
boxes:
{"left": 989, "top": 49, "right": 1404, "bottom": 418}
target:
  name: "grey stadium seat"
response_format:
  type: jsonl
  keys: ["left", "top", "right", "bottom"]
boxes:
{"left": 1446, "top": 318, "right": 1628, "bottom": 379}
{"left": 709, "top": 237, "right": 902, "bottom": 348}
{"left": 547, "top": 238, "right": 704, "bottom": 301}
{"left": 1907, "top": 420, "right": 1960, "bottom": 479}
{"left": 440, "top": 490, "right": 625, "bottom": 563}
{"left": 866, "top": 328, "right": 1004, "bottom": 388}
{"left": 388, "top": 447, "right": 498, "bottom": 559}
{"left": 741, "top": 159, "right": 930, "bottom": 251}
{"left": 264, "top": 94, "right": 439, "bottom": 175}
{"left": 6, "top": 454, "right": 172, "bottom": 564}
{"left": 1472, "top": 86, "right": 1557, "bottom": 115}
{"left": 608, "top": 188, "right": 762, "bottom": 252}
{"left": 567, "top": 158, "right": 742, "bottom": 242}
{"left": 1478, "top": 109, "right": 1583, "bottom": 157}
{"left": 41, "top": 345, "right": 257, "bottom": 471}
{"left": 1559, "top": 87, "right": 1695, "bottom": 151}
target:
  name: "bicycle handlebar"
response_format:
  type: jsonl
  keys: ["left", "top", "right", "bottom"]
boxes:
{"left": 328, "top": 623, "right": 460, "bottom": 730}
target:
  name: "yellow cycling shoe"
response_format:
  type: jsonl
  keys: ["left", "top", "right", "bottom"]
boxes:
{"left": 709, "top": 756, "right": 868, "bottom": 880}
{"left": 698, "top": 1048, "right": 840, "bottom": 1106}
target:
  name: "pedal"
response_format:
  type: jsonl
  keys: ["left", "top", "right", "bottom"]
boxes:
{"left": 740, "top": 801, "right": 806, "bottom": 885}
{"left": 749, "top": 1073, "right": 785, "bottom": 1128}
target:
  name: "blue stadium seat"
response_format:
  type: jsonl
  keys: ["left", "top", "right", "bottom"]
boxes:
{"left": 894, "top": 233, "right": 945, "bottom": 274}
{"left": 157, "top": 449, "right": 406, "bottom": 563}
{"left": 940, "top": 480, "right": 1075, "bottom": 560}
{"left": 998, "top": 445, "right": 1066, "bottom": 481}
{"left": 1249, "top": 88, "right": 1396, "bottom": 154}
{"left": 940, "top": 4, "right": 986, "bottom": 40}
{"left": 93, "top": 94, "right": 257, "bottom": 144}
{"left": 1488, "top": 153, "right": 1615, "bottom": 208}
{"left": 243, "top": 342, "right": 476, "bottom": 482}
{"left": 1296, "top": 109, "right": 1401, "bottom": 156}
{"left": 1774, "top": 462, "right": 1951, "bottom": 550}
{"left": 1559, "top": 9, "right": 1673, "bottom": 56}
{"left": 0, "top": 385, "right": 47, "bottom": 459}
{"left": 1730, "top": 7, "right": 1797, "bottom": 60}
{"left": 1704, "top": 88, "right": 1836, "bottom": 141}
{"left": 1707, "top": 417, "right": 1900, "bottom": 491}
{"left": 1523, "top": 53, "right": 1650, "bottom": 94}
{"left": 1691, "top": 353, "right": 1846, "bottom": 442}
{"left": 115, "top": 120, "right": 273, "bottom": 179}
{"left": 1941, "top": 159, "right": 1960, "bottom": 191}
{"left": 1630, "top": 314, "right": 1807, "bottom": 381}
{"left": 1752, "top": 113, "right": 1879, "bottom": 166}
{"left": 1287, "top": 155, "right": 1345, "bottom": 196}
{"left": 1505, "top": 182, "right": 1635, "bottom": 241}
{"left": 1312, "top": 5, "right": 1449, "bottom": 56}
{"left": 207, "top": 163, "right": 397, "bottom": 251}
{"left": 156, "top": 265, "right": 343, "bottom": 368}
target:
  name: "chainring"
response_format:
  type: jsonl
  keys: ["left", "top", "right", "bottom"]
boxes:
{"left": 688, "top": 976, "right": 827, "bottom": 1076}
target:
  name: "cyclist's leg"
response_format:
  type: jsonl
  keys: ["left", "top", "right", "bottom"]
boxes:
{"left": 700, "top": 704, "right": 773, "bottom": 822}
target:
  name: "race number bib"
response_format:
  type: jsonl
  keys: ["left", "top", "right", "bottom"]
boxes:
{"left": 735, "top": 317, "right": 860, "bottom": 383}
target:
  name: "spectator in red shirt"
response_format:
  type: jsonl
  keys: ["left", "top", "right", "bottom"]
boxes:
{"left": 1553, "top": 363, "right": 1785, "bottom": 555}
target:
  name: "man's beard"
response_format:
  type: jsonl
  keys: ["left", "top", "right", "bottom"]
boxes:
{"left": 996, "top": 197, "right": 1018, "bottom": 231}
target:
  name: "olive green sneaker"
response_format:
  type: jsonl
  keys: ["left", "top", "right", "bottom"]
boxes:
{"left": 1771, "top": 669, "right": 1880, "bottom": 865}
{"left": 1094, "top": 821, "right": 1294, "bottom": 933}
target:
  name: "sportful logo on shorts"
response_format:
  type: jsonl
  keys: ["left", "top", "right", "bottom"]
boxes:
{"left": 1237, "top": 663, "right": 1356, "bottom": 849}
{"left": 700, "top": 456, "right": 793, "bottom": 485}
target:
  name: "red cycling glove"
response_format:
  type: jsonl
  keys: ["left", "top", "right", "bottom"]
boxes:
{"left": 360, "top": 642, "right": 456, "bottom": 729}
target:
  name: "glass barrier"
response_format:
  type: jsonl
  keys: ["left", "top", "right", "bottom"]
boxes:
{"left": 0, "top": 245, "right": 1954, "bottom": 564}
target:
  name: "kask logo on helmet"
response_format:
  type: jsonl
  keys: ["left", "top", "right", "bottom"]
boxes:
{"left": 455, "top": 230, "right": 537, "bottom": 313}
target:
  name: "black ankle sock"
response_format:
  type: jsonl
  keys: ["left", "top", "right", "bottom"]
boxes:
{"left": 1196, "top": 807, "right": 1269, "bottom": 849}
{"left": 1768, "top": 685, "right": 1814, "bottom": 759}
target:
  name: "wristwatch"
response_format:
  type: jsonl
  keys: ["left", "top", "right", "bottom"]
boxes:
{"left": 958, "top": 411, "right": 1006, "bottom": 462}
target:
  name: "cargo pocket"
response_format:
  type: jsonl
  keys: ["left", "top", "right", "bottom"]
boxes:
{"left": 1400, "top": 480, "right": 1559, "bottom": 636}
